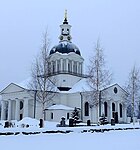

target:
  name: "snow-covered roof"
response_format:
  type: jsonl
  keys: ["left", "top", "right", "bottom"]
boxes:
{"left": 17, "top": 77, "right": 31, "bottom": 89}
{"left": 17, "top": 117, "right": 39, "bottom": 125}
{"left": 59, "top": 78, "right": 90, "bottom": 94}
{"left": 47, "top": 104, "right": 74, "bottom": 110}
{"left": 16, "top": 77, "right": 90, "bottom": 94}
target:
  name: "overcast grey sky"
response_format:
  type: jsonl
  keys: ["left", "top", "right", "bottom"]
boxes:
{"left": 0, "top": 0, "right": 140, "bottom": 90}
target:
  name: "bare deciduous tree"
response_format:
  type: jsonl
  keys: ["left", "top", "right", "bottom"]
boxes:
{"left": 29, "top": 31, "right": 56, "bottom": 122}
{"left": 87, "top": 40, "right": 112, "bottom": 121}
{"left": 125, "top": 65, "right": 140, "bottom": 125}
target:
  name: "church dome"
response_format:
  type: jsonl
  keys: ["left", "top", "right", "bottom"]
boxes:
{"left": 50, "top": 41, "right": 81, "bottom": 55}
{"left": 50, "top": 49, "right": 55, "bottom": 55}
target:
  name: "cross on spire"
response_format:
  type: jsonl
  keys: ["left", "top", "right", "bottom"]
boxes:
{"left": 63, "top": 9, "right": 68, "bottom": 24}
{"left": 64, "top": 9, "right": 67, "bottom": 20}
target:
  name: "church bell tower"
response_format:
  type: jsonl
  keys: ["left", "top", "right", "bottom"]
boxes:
{"left": 48, "top": 11, "right": 85, "bottom": 91}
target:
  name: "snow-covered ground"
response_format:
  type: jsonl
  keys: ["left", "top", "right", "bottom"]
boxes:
{"left": 0, "top": 118, "right": 140, "bottom": 150}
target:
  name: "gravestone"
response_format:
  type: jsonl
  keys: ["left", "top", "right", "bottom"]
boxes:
{"left": 39, "top": 119, "right": 43, "bottom": 128}
{"left": 87, "top": 120, "right": 91, "bottom": 126}
{"left": 4, "top": 121, "right": 9, "bottom": 128}
{"left": 69, "top": 118, "right": 74, "bottom": 127}
{"left": 111, "top": 118, "right": 115, "bottom": 126}
{"left": 60, "top": 117, "right": 65, "bottom": 127}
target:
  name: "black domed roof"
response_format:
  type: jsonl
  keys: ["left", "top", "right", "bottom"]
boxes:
{"left": 50, "top": 41, "right": 81, "bottom": 56}
{"left": 75, "top": 49, "right": 81, "bottom": 55}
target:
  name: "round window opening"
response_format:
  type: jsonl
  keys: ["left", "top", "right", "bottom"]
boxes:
{"left": 20, "top": 101, "right": 23, "bottom": 110}
{"left": 114, "top": 87, "right": 118, "bottom": 94}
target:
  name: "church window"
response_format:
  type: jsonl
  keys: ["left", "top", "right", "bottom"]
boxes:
{"left": 78, "top": 63, "right": 80, "bottom": 74}
{"left": 114, "top": 87, "right": 118, "bottom": 94}
{"left": 67, "top": 36, "right": 71, "bottom": 41}
{"left": 78, "top": 63, "right": 81, "bottom": 74}
{"left": 73, "top": 62, "right": 77, "bottom": 73}
{"left": 112, "top": 103, "right": 115, "bottom": 118}
{"left": 68, "top": 63, "right": 70, "bottom": 72}
{"left": 60, "top": 36, "right": 63, "bottom": 40}
{"left": 52, "top": 61, "right": 55, "bottom": 73}
{"left": 120, "top": 103, "right": 122, "bottom": 118}
{"left": 104, "top": 102, "right": 108, "bottom": 117}
{"left": 112, "top": 103, "right": 115, "bottom": 112}
{"left": 51, "top": 112, "right": 53, "bottom": 119}
{"left": 67, "top": 113, "right": 69, "bottom": 119}
{"left": 20, "top": 101, "right": 23, "bottom": 110}
{"left": 57, "top": 60, "right": 60, "bottom": 72}
{"left": 80, "top": 63, "right": 83, "bottom": 74}
{"left": 68, "top": 60, "right": 72, "bottom": 72}
{"left": 48, "top": 62, "right": 51, "bottom": 74}
{"left": 85, "top": 102, "right": 89, "bottom": 116}
{"left": 61, "top": 29, "right": 64, "bottom": 34}
{"left": 63, "top": 59, "right": 66, "bottom": 72}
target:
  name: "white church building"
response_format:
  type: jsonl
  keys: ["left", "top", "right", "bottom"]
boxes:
{"left": 0, "top": 12, "right": 128, "bottom": 124}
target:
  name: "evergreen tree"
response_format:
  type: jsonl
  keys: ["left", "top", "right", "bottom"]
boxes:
{"left": 71, "top": 107, "right": 80, "bottom": 125}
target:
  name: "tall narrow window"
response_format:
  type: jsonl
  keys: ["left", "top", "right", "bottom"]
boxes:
{"left": 68, "top": 60, "right": 72, "bottom": 72}
{"left": 68, "top": 63, "right": 70, "bottom": 72}
{"left": 48, "top": 62, "right": 51, "bottom": 74}
{"left": 112, "top": 103, "right": 115, "bottom": 118}
{"left": 120, "top": 103, "right": 122, "bottom": 118}
{"left": 67, "top": 113, "right": 69, "bottom": 119}
{"left": 85, "top": 102, "right": 89, "bottom": 116}
{"left": 57, "top": 60, "right": 60, "bottom": 72}
{"left": 112, "top": 103, "right": 115, "bottom": 111}
{"left": 20, "top": 101, "right": 23, "bottom": 110}
{"left": 81, "top": 63, "right": 83, "bottom": 74}
{"left": 104, "top": 102, "right": 108, "bottom": 117}
{"left": 63, "top": 59, "right": 66, "bottom": 72}
{"left": 52, "top": 62, "right": 55, "bottom": 73}
{"left": 73, "top": 62, "right": 77, "bottom": 73}
{"left": 51, "top": 112, "right": 53, "bottom": 119}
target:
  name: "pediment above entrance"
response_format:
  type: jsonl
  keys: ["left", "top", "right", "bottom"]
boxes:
{"left": 0, "top": 83, "right": 25, "bottom": 94}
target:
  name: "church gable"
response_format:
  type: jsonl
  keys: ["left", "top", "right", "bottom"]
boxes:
{"left": 0, "top": 83, "right": 25, "bottom": 94}
{"left": 103, "top": 84, "right": 127, "bottom": 94}
{"left": 101, "top": 84, "right": 128, "bottom": 102}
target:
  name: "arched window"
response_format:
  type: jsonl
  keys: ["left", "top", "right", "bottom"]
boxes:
{"left": 84, "top": 102, "right": 89, "bottom": 116}
{"left": 112, "top": 103, "right": 115, "bottom": 112}
{"left": 20, "top": 101, "right": 23, "bottom": 110}
{"left": 104, "top": 102, "right": 108, "bottom": 117}
{"left": 120, "top": 103, "right": 122, "bottom": 118}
